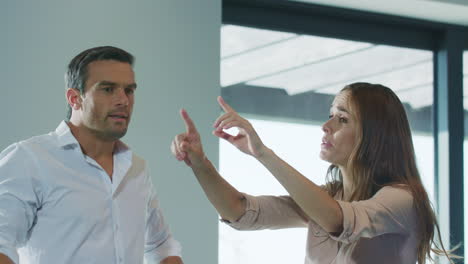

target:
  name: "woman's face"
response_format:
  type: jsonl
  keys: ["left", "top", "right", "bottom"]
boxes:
{"left": 320, "top": 91, "right": 358, "bottom": 168}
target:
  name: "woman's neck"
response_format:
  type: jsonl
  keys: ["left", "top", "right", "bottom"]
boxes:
{"left": 339, "top": 166, "right": 353, "bottom": 201}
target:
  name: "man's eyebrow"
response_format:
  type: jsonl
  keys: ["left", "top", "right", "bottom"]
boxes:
{"left": 97, "top": 81, "right": 117, "bottom": 86}
{"left": 97, "top": 81, "right": 137, "bottom": 89}
{"left": 126, "top": 83, "right": 137, "bottom": 89}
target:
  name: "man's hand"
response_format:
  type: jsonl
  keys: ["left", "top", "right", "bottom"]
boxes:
{"left": 0, "top": 253, "right": 14, "bottom": 264}
{"left": 160, "top": 256, "right": 183, "bottom": 264}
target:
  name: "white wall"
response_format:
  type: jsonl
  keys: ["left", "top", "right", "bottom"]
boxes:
{"left": 1, "top": 1, "right": 221, "bottom": 263}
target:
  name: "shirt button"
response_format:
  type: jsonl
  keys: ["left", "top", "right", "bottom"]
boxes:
{"left": 119, "top": 257, "right": 123, "bottom": 262}
{"left": 115, "top": 224, "right": 119, "bottom": 231}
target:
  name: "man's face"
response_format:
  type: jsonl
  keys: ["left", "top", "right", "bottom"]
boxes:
{"left": 78, "top": 60, "right": 136, "bottom": 141}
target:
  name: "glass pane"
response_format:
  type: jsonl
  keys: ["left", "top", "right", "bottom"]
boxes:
{"left": 219, "top": 119, "right": 328, "bottom": 264}
{"left": 220, "top": 24, "right": 435, "bottom": 263}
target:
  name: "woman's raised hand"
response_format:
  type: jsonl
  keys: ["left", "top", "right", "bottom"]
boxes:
{"left": 171, "top": 109, "right": 206, "bottom": 167}
{"left": 213, "top": 96, "right": 267, "bottom": 158}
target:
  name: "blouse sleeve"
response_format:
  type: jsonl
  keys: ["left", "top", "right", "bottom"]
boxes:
{"left": 330, "top": 186, "right": 416, "bottom": 244}
{"left": 223, "top": 193, "right": 309, "bottom": 231}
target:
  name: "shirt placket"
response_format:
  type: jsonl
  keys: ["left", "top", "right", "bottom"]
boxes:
{"left": 111, "top": 191, "right": 124, "bottom": 264}
{"left": 84, "top": 156, "right": 125, "bottom": 264}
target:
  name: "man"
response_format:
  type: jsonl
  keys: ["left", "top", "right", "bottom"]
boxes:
{"left": 0, "top": 46, "right": 183, "bottom": 264}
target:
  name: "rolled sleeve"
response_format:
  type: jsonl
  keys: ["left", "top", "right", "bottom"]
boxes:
{"left": 144, "top": 185, "right": 182, "bottom": 263}
{"left": 0, "top": 193, "right": 33, "bottom": 264}
{"left": 144, "top": 235, "right": 182, "bottom": 264}
{"left": 330, "top": 186, "right": 415, "bottom": 244}
{"left": 223, "top": 193, "right": 309, "bottom": 231}
{"left": 0, "top": 144, "right": 40, "bottom": 264}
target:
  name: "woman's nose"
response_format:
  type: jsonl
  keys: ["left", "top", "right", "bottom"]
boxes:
{"left": 322, "top": 120, "right": 330, "bottom": 134}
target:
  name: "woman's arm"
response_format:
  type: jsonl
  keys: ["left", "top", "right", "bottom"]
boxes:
{"left": 190, "top": 156, "right": 246, "bottom": 222}
{"left": 160, "top": 256, "right": 184, "bottom": 264}
{"left": 256, "top": 147, "right": 343, "bottom": 233}
{"left": 213, "top": 96, "right": 343, "bottom": 233}
{"left": 0, "top": 254, "right": 14, "bottom": 264}
{"left": 171, "top": 109, "right": 246, "bottom": 222}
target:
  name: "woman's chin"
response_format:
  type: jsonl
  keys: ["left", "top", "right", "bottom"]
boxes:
{"left": 319, "top": 153, "right": 332, "bottom": 163}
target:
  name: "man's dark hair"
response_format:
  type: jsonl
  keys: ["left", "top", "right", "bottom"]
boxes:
{"left": 65, "top": 46, "right": 134, "bottom": 120}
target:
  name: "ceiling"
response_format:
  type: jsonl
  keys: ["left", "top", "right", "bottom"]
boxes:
{"left": 221, "top": 1, "right": 468, "bottom": 110}
{"left": 221, "top": 25, "right": 468, "bottom": 109}
{"left": 292, "top": 0, "right": 468, "bottom": 26}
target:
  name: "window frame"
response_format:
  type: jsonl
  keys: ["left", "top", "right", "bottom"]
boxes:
{"left": 222, "top": 0, "right": 468, "bottom": 257}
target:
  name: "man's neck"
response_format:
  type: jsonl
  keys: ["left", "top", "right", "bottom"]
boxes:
{"left": 66, "top": 121, "right": 116, "bottom": 160}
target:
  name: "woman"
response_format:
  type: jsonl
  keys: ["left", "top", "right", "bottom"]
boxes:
{"left": 171, "top": 82, "right": 456, "bottom": 263}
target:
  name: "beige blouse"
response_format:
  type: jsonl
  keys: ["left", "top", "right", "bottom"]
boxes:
{"left": 224, "top": 186, "right": 419, "bottom": 264}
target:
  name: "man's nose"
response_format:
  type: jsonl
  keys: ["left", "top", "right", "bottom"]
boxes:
{"left": 115, "top": 88, "right": 129, "bottom": 106}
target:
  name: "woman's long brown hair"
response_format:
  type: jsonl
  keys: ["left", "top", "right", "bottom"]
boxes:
{"left": 325, "top": 83, "right": 459, "bottom": 263}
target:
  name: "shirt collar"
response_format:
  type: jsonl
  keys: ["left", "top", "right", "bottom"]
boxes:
{"left": 56, "top": 121, "right": 80, "bottom": 148}
{"left": 55, "top": 121, "right": 132, "bottom": 158}
{"left": 114, "top": 139, "right": 132, "bottom": 161}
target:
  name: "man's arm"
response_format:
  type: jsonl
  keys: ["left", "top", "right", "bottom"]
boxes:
{"left": 0, "top": 144, "right": 40, "bottom": 264}
{"left": 144, "top": 167, "right": 183, "bottom": 263}
{"left": 0, "top": 253, "right": 14, "bottom": 264}
{"left": 160, "top": 256, "right": 183, "bottom": 264}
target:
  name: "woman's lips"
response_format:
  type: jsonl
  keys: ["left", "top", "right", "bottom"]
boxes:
{"left": 321, "top": 138, "right": 333, "bottom": 149}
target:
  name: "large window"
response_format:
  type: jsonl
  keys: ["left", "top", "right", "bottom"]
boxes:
{"left": 219, "top": 119, "right": 327, "bottom": 264}
{"left": 219, "top": 25, "right": 435, "bottom": 263}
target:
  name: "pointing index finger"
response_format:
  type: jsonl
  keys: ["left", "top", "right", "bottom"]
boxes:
{"left": 180, "top": 109, "right": 197, "bottom": 134}
{"left": 217, "top": 96, "right": 236, "bottom": 113}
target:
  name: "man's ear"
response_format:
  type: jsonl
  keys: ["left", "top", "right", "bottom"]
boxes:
{"left": 66, "top": 88, "right": 82, "bottom": 110}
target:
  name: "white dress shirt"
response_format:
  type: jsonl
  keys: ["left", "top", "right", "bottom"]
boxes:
{"left": 0, "top": 121, "right": 182, "bottom": 264}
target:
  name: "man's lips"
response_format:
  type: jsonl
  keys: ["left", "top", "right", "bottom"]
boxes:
{"left": 108, "top": 112, "right": 129, "bottom": 121}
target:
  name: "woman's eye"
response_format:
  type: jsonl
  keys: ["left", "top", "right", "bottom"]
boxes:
{"left": 103, "top": 87, "right": 113, "bottom": 93}
{"left": 328, "top": 114, "right": 347, "bottom": 123}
